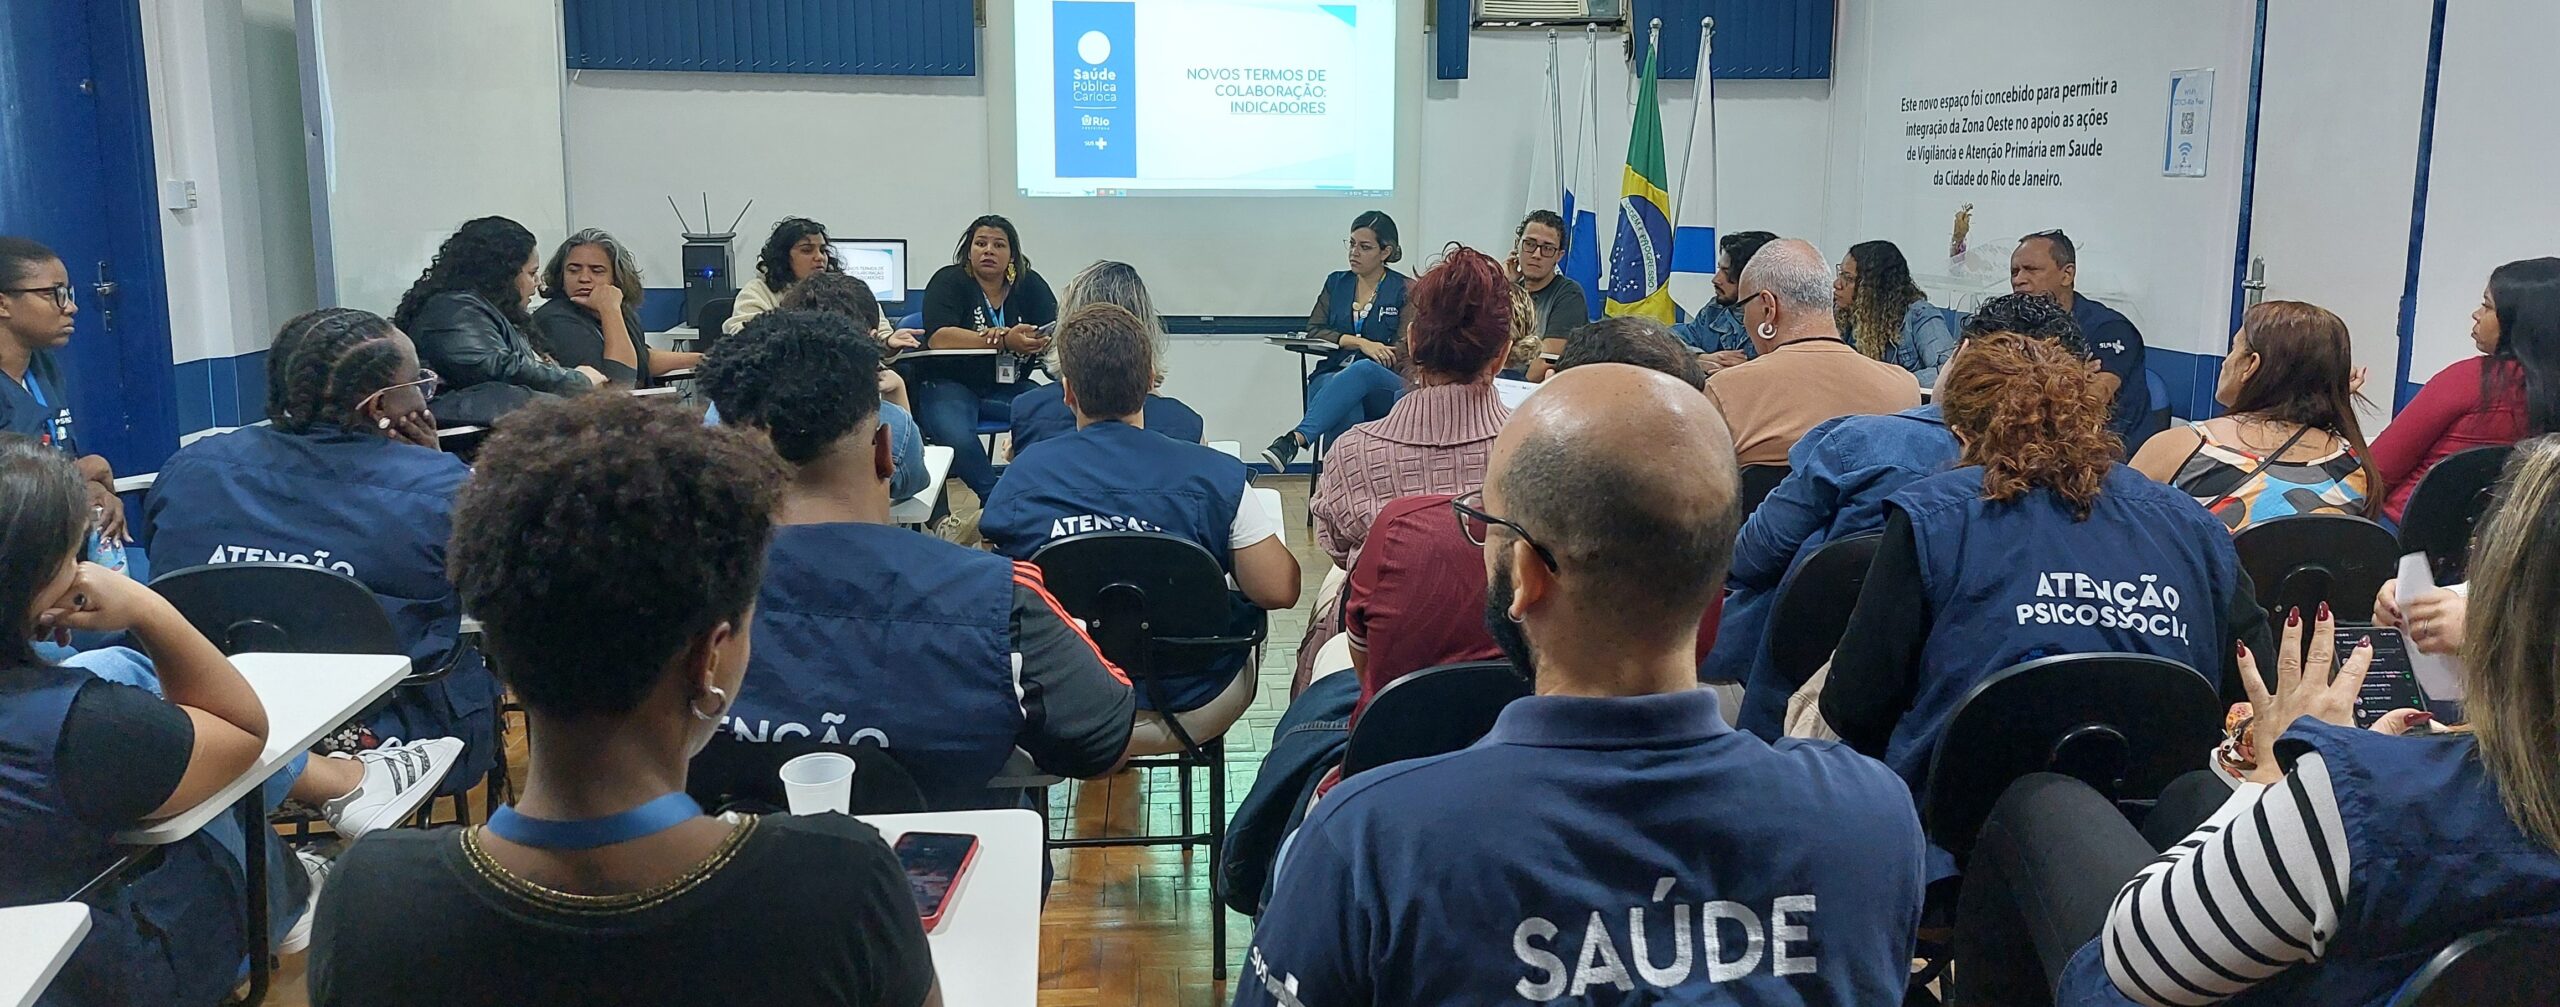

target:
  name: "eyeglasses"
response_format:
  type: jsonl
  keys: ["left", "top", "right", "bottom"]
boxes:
{"left": 1518, "top": 239, "right": 1564, "bottom": 257}
{"left": 1451, "top": 490, "right": 1559, "bottom": 571}
{"left": 1346, "top": 240, "right": 1383, "bottom": 254}
{"left": 3, "top": 285, "right": 74, "bottom": 311}
{"left": 358, "top": 368, "right": 441, "bottom": 414}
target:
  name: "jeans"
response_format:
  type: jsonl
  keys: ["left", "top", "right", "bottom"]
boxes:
{"left": 1293, "top": 358, "right": 1403, "bottom": 445}
{"left": 912, "top": 380, "right": 1031, "bottom": 498}
{"left": 1951, "top": 771, "right": 2232, "bottom": 1004}
{"left": 71, "top": 647, "right": 313, "bottom": 949}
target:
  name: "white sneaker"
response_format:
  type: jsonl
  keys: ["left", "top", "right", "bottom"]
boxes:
{"left": 279, "top": 847, "right": 333, "bottom": 954}
{"left": 320, "top": 737, "right": 464, "bottom": 840}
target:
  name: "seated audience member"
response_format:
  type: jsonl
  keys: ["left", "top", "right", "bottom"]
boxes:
{"left": 721, "top": 216, "right": 836, "bottom": 337}
{"left": 2369, "top": 257, "right": 2558, "bottom": 523}
{"left": 1236, "top": 366, "right": 1926, "bottom": 1006}
{"left": 530, "top": 228, "right": 701, "bottom": 389}
{"left": 1720, "top": 294, "right": 2084, "bottom": 738}
{"left": 1513, "top": 210, "right": 1590, "bottom": 381}
{"left": 0, "top": 237, "right": 129, "bottom": 541}
{"left": 768, "top": 273, "right": 931, "bottom": 504}
{"left": 0, "top": 438, "right": 455, "bottom": 1007}
{"left": 2010, "top": 229, "right": 2148, "bottom": 444}
{"left": 1310, "top": 244, "right": 1516, "bottom": 567}
{"left": 1257, "top": 211, "right": 1409, "bottom": 471}
{"left": 1671, "top": 229, "right": 1779, "bottom": 375}
{"left": 1551, "top": 315, "right": 1705, "bottom": 389}
{"left": 1704, "top": 239, "right": 1922, "bottom": 466}
{"left": 144, "top": 307, "right": 499, "bottom": 791}
{"left": 1009, "top": 260, "right": 1205, "bottom": 457}
{"left": 981, "top": 304, "right": 1299, "bottom": 713}
{"left": 311, "top": 395, "right": 937, "bottom": 1006}
{"left": 1959, "top": 436, "right": 2560, "bottom": 1005}
{"left": 395, "top": 217, "right": 604, "bottom": 426}
{"left": 914, "top": 214, "right": 1058, "bottom": 500}
{"left": 696, "top": 309, "right": 1131, "bottom": 809}
{"left": 2131, "top": 300, "right": 2378, "bottom": 531}
{"left": 1820, "top": 333, "right": 2268, "bottom": 814}
{"left": 1836, "top": 240, "right": 1960, "bottom": 383}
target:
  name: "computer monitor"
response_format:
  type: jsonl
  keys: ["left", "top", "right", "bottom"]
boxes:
{"left": 831, "top": 239, "right": 908, "bottom": 307}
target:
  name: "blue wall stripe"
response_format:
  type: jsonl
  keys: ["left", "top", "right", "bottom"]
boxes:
{"left": 2393, "top": 0, "right": 2451, "bottom": 414}
{"left": 563, "top": 0, "right": 973, "bottom": 77}
{"left": 172, "top": 350, "right": 268, "bottom": 432}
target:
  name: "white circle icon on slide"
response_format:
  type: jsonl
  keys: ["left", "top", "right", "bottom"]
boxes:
{"left": 1078, "top": 30, "right": 1111, "bottom": 65}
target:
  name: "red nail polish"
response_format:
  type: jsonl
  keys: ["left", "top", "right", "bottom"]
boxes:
{"left": 2287, "top": 607, "right": 2302, "bottom": 627}
{"left": 2358, "top": 635, "right": 2374, "bottom": 649}
{"left": 2318, "top": 601, "right": 2332, "bottom": 621}
{"left": 2235, "top": 641, "right": 2248, "bottom": 661}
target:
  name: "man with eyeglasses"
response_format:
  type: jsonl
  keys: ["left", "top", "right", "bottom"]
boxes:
{"left": 0, "top": 237, "right": 126, "bottom": 541}
{"left": 1509, "top": 210, "right": 1589, "bottom": 379}
{"left": 2010, "top": 229, "right": 2149, "bottom": 445}
{"left": 1237, "top": 364, "right": 1925, "bottom": 1007}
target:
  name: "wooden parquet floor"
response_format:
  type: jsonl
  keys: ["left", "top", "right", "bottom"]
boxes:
{"left": 268, "top": 477, "right": 1325, "bottom": 1007}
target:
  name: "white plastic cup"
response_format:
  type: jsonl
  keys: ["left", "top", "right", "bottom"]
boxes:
{"left": 778, "top": 752, "right": 857, "bottom": 815}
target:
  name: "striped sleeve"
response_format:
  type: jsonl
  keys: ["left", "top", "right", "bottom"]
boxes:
{"left": 2101, "top": 754, "right": 2350, "bottom": 1006}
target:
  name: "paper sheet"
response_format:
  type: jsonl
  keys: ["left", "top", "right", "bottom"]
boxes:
{"left": 2396, "top": 552, "right": 2466, "bottom": 702}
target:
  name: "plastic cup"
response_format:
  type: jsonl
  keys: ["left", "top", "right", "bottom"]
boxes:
{"left": 778, "top": 752, "right": 857, "bottom": 815}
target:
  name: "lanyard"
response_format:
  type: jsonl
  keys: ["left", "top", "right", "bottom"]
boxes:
{"left": 981, "top": 290, "right": 1007, "bottom": 329}
{"left": 484, "top": 792, "right": 700, "bottom": 850}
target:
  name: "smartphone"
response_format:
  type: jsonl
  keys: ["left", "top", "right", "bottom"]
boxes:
{"left": 2347, "top": 627, "right": 2431, "bottom": 728}
{"left": 893, "top": 831, "right": 980, "bottom": 930}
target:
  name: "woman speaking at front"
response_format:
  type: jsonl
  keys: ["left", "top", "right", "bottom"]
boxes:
{"left": 1260, "top": 210, "right": 1408, "bottom": 470}
{"left": 913, "top": 215, "right": 1056, "bottom": 500}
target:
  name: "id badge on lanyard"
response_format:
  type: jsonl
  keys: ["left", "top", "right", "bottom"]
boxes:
{"left": 984, "top": 296, "right": 1018, "bottom": 384}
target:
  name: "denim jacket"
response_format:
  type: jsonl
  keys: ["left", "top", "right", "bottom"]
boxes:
{"left": 1852, "top": 300, "right": 1964, "bottom": 385}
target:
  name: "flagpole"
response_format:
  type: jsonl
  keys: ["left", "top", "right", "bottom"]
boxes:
{"left": 1547, "top": 29, "right": 1564, "bottom": 211}
{"left": 1584, "top": 23, "right": 1601, "bottom": 290}
{"left": 1674, "top": 17, "right": 1712, "bottom": 219}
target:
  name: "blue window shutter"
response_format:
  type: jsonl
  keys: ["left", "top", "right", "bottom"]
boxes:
{"left": 1631, "top": 0, "right": 1832, "bottom": 80}
{"left": 563, "top": 0, "right": 977, "bottom": 77}
{"left": 1437, "top": 0, "right": 1471, "bottom": 78}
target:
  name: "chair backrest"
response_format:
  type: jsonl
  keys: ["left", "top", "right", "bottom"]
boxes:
{"left": 685, "top": 735, "right": 926, "bottom": 817}
{"left": 1030, "top": 531, "right": 1259, "bottom": 676}
{"left": 693, "top": 296, "right": 737, "bottom": 351}
{"left": 149, "top": 562, "right": 402, "bottom": 656}
{"left": 2141, "top": 369, "right": 2173, "bottom": 447}
{"left": 1761, "top": 532, "right": 1883, "bottom": 692}
{"left": 2233, "top": 513, "right": 2402, "bottom": 622}
{"left": 1738, "top": 464, "right": 1790, "bottom": 517}
{"left": 1923, "top": 652, "right": 2221, "bottom": 862}
{"left": 1339, "top": 662, "right": 1528, "bottom": 779}
{"left": 2399, "top": 444, "right": 2513, "bottom": 584}
{"left": 2390, "top": 927, "right": 2560, "bottom": 1006}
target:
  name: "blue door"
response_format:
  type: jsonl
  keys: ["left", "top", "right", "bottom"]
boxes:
{"left": 0, "top": 0, "right": 179, "bottom": 475}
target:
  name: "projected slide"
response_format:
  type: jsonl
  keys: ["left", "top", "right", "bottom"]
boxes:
{"left": 1015, "top": 0, "right": 1396, "bottom": 197}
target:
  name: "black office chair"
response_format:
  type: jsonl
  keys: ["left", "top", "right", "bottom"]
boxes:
{"left": 1738, "top": 464, "right": 1790, "bottom": 517}
{"left": 152, "top": 562, "right": 485, "bottom": 824}
{"left": 2389, "top": 927, "right": 2560, "bottom": 1006}
{"left": 1338, "top": 661, "right": 1528, "bottom": 779}
{"left": 686, "top": 735, "right": 926, "bottom": 817}
{"left": 1755, "top": 532, "right": 1882, "bottom": 693}
{"left": 1923, "top": 652, "right": 2222, "bottom": 864}
{"left": 692, "top": 295, "right": 736, "bottom": 355}
{"left": 2234, "top": 513, "right": 2401, "bottom": 622}
{"left": 2399, "top": 445, "right": 2513, "bottom": 585}
{"left": 1029, "top": 531, "right": 1266, "bottom": 980}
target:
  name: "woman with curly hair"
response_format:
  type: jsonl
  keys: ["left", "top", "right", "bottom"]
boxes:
{"left": 394, "top": 216, "right": 603, "bottom": 425}
{"left": 1835, "top": 239, "right": 1959, "bottom": 383}
{"left": 720, "top": 216, "right": 839, "bottom": 337}
{"left": 1817, "top": 331, "right": 2271, "bottom": 809}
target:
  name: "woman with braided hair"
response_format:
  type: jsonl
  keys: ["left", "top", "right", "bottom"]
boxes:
{"left": 395, "top": 216, "right": 604, "bottom": 425}
{"left": 141, "top": 307, "right": 498, "bottom": 797}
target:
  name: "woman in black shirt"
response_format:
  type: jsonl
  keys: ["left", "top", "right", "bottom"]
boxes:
{"left": 531, "top": 229, "right": 703, "bottom": 389}
{"left": 912, "top": 214, "right": 1057, "bottom": 498}
{"left": 393, "top": 217, "right": 603, "bottom": 425}
{"left": 310, "top": 394, "right": 936, "bottom": 1007}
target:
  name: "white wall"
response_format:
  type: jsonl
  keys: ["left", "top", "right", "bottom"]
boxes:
{"left": 2406, "top": 0, "right": 2560, "bottom": 387}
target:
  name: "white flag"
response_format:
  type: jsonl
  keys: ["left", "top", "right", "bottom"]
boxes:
{"left": 1668, "top": 19, "right": 1719, "bottom": 316}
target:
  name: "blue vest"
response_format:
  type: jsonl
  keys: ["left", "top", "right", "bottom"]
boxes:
{"left": 980, "top": 421, "right": 1252, "bottom": 711}
{"left": 0, "top": 666, "right": 246, "bottom": 1006}
{"left": 1008, "top": 384, "right": 1207, "bottom": 457}
{"left": 1239, "top": 689, "right": 1926, "bottom": 1005}
{"left": 723, "top": 523, "right": 1025, "bottom": 811}
{"left": 140, "top": 426, "right": 499, "bottom": 783}
{"left": 0, "top": 353, "right": 80, "bottom": 457}
{"left": 2057, "top": 722, "right": 2560, "bottom": 1006}
{"left": 1883, "top": 465, "right": 2238, "bottom": 796}
{"left": 1317, "top": 268, "right": 1409, "bottom": 374}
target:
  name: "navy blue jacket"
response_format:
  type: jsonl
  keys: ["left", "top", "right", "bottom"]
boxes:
{"left": 0, "top": 353, "right": 80, "bottom": 456}
{"left": 2071, "top": 294, "right": 2149, "bottom": 443}
{"left": 1007, "top": 383, "right": 1205, "bottom": 457}
{"left": 1312, "top": 269, "right": 1409, "bottom": 376}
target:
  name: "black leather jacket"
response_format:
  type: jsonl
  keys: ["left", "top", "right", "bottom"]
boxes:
{"left": 409, "top": 292, "right": 591, "bottom": 396}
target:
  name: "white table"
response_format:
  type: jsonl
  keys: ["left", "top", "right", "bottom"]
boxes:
{"left": 631, "top": 385, "right": 683, "bottom": 399}
{"left": 890, "top": 445, "right": 957, "bottom": 528}
{"left": 0, "top": 903, "right": 89, "bottom": 1007}
{"left": 436, "top": 424, "right": 487, "bottom": 440}
{"left": 860, "top": 809, "right": 1042, "bottom": 1007}
{"left": 117, "top": 652, "right": 413, "bottom": 845}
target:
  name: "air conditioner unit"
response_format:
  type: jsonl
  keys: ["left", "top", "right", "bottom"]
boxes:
{"left": 1476, "top": 0, "right": 1620, "bottom": 23}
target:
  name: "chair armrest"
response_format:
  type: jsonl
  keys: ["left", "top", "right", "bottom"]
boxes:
{"left": 113, "top": 473, "right": 156, "bottom": 494}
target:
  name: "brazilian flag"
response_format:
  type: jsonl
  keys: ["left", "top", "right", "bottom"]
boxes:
{"left": 1605, "top": 39, "right": 1676, "bottom": 322}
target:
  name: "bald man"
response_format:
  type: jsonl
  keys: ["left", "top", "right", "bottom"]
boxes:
{"left": 1704, "top": 238, "right": 1922, "bottom": 466}
{"left": 1236, "top": 365, "right": 1925, "bottom": 1007}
